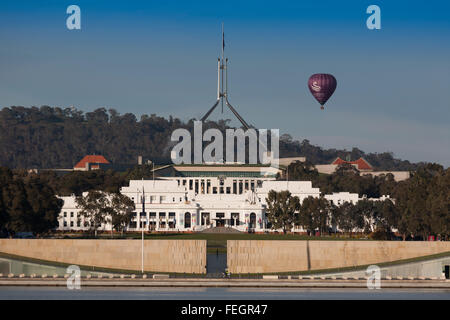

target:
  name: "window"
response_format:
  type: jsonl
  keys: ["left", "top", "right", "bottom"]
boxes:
{"left": 70, "top": 212, "right": 74, "bottom": 218}
{"left": 129, "top": 221, "right": 137, "bottom": 228}
{"left": 150, "top": 195, "right": 157, "bottom": 203}
{"left": 63, "top": 221, "right": 67, "bottom": 227}
{"left": 77, "top": 221, "right": 81, "bottom": 227}
{"left": 70, "top": 221, "right": 74, "bottom": 227}
{"left": 184, "top": 212, "right": 191, "bottom": 228}
{"left": 160, "top": 196, "right": 166, "bottom": 203}
{"left": 63, "top": 212, "right": 67, "bottom": 217}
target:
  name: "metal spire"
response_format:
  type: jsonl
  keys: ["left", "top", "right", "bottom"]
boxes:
{"left": 201, "top": 23, "right": 251, "bottom": 130}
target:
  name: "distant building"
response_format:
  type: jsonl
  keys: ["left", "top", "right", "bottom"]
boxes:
{"left": 315, "top": 157, "right": 410, "bottom": 182}
{"left": 74, "top": 155, "right": 110, "bottom": 171}
{"left": 331, "top": 157, "right": 373, "bottom": 171}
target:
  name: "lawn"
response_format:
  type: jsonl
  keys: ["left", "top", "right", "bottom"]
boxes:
{"left": 56, "top": 232, "right": 370, "bottom": 253}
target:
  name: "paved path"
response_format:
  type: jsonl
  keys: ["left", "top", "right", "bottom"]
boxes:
{"left": 1, "top": 278, "right": 449, "bottom": 288}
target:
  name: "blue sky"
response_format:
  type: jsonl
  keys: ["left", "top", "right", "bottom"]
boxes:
{"left": 0, "top": 1, "right": 449, "bottom": 165}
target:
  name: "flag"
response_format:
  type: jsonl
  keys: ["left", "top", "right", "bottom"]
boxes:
{"left": 222, "top": 31, "right": 225, "bottom": 51}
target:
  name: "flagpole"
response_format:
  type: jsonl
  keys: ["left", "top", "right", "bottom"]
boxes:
{"left": 221, "top": 22, "right": 224, "bottom": 113}
{"left": 141, "top": 182, "right": 145, "bottom": 274}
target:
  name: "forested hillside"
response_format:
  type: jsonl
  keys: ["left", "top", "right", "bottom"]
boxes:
{"left": 0, "top": 106, "right": 424, "bottom": 170}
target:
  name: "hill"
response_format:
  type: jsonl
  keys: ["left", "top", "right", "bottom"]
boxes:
{"left": 0, "top": 106, "right": 424, "bottom": 170}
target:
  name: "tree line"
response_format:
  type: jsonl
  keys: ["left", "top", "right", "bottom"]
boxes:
{"left": 0, "top": 166, "right": 138, "bottom": 237}
{"left": 0, "top": 106, "right": 422, "bottom": 170}
{"left": 0, "top": 167, "right": 63, "bottom": 236}
{"left": 267, "top": 162, "right": 449, "bottom": 240}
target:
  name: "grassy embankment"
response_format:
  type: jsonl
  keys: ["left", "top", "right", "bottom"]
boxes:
{"left": 54, "top": 232, "right": 371, "bottom": 253}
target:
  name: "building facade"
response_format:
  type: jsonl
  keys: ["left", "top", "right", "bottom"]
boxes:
{"left": 57, "top": 164, "right": 391, "bottom": 233}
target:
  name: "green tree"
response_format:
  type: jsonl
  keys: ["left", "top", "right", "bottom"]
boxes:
{"left": 110, "top": 193, "right": 135, "bottom": 235}
{"left": 297, "top": 196, "right": 331, "bottom": 235}
{"left": 75, "top": 191, "right": 111, "bottom": 237}
{"left": 286, "top": 160, "right": 319, "bottom": 182}
{"left": 0, "top": 168, "right": 62, "bottom": 235}
{"left": 333, "top": 202, "right": 356, "bottom": 234}
{"left": 265, "top": 190, "right": 300, "bottom": 234}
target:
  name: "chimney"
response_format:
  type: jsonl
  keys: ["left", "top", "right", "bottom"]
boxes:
{"left": 85, "top": 162, "right": 91, "bottom": 171}
{"left": 138, "top": 156, "right": 143, "bottom": 165}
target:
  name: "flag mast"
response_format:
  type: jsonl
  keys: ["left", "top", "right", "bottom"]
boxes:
{"left": 201, "top": 23, "right": 251, "bottom": 130}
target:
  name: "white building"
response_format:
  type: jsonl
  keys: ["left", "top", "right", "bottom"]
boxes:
{"left": 56, "top": 164, "right": 390, "bottom": 233}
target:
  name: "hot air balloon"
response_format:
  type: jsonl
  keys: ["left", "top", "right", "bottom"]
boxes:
{"left": 308, "top": 74, "right": 337, "bottom": 110}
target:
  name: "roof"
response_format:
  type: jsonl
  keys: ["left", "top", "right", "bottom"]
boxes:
{"left": 332, "top": 157, "right": 373, "bottom": 171}
{"left": 74, "top": 155, "right": 110, "bottom": 169}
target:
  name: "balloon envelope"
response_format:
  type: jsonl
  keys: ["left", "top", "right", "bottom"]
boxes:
{"left": 308, "top": 74, "right": 337, "bottom": 109}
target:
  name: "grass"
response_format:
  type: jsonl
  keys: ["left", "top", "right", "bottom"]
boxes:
{"left": 55, "top": 232, "right": 371, "bottom": 253}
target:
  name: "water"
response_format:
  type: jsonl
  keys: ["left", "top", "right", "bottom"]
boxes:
{"left": 0, "top": 287, "right": 449, "bottom": 300}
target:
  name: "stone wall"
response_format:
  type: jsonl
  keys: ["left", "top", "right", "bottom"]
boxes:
{"left": 0, "top": 239, "right": 206, "bottom": 274}
{"left": 227, "top": 240, "right": 450, "bottom": 274}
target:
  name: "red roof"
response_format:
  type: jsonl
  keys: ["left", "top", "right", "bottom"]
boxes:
{"left": 332, "top": 157, "right": 373, "bottom": 170}
{"left": 74, "top": 155, "right": 110, "bottom": 169}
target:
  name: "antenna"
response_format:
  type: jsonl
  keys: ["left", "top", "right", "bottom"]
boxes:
{"left": 201, "top": 23, "right": 251, "bottom": 130}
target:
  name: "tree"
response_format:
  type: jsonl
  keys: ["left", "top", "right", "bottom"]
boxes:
{"left": 333, "top": 202, "right": 356, "bottom": 234}
{"left": 75, "top": 191, "right": 111, "bottom": 237}
{"left": 286, "top": 160, "right": 319, "bottom": 182}
{"left": 393, "top": 163, "right": 447, "bottom": 240}
{"left": 0, "top": 168, "right": 63, "bottom": 236}
{"left": 265, "top": 190, "right": 300, "bottom": 234}
{"left": 373, "top": 199, "right": 398, "bottom": 238}
{"left": 0, "top": 105, "right": 424, "bottom": 170}
{"left": 297, "top": 196, "right": 331, "bottom": 235}
{"left": 313, "top": 197, "right": 332, "bottom": 234}
{"left": 354, "top": 199, "right": 377, "bottom": 234}
{"left": 21, "top": 174, "right": 64, "bottom": 235}
{"left": 0, "top": 167, "right": 13, "bottom": 233}
{"left": 110, "top": 193, "right": 135, "bottom": 235}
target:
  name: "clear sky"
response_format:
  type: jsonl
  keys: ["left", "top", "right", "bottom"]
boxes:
{"left": 0, "top": 0, "right": 449, "bottom": 165}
